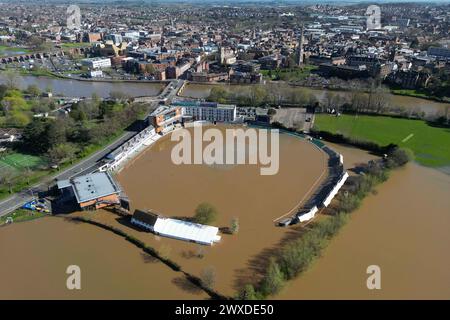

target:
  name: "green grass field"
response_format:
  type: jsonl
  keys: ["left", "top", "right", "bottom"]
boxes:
{"left": 0, "top": 153, "right": 46, "bottom": 174}
{"left": 0, "top": 45, "right": 31, "bottom": 57}
{"left": 0, "top": 209, "right": 48, "bottom": 225}
{"left": 314, "top": 114, "right": 450, "bottom": 167}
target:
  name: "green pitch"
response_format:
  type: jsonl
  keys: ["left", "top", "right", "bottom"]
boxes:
{"left": 314, "top": 114, "right": 450, "bottom": 167}
{"left": 0, "top": 153, "right": 45, "bottom": 173}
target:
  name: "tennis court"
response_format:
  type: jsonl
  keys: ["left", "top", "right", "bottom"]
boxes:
{"left": 0, "top": 153, "right": 46, "bottom": 176}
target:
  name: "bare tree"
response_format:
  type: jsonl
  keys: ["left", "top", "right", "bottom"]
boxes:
{"left": 200, "top": 266, "right": 216, "bottom": 289}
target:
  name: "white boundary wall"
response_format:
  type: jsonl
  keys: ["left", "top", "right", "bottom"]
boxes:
{"left": 297, "top": 206, "right": 318, "bottom": 223}
{"left": 323, "top": 171, "right": 349, "bottom": 207}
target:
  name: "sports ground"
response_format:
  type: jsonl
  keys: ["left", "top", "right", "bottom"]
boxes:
{"left": 0, "top": 153, "right": 45, "bottom": 176}
{"left": 314, "top": 114, "right": 450, "bottom": 167}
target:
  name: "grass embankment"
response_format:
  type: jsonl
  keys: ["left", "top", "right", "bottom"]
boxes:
{"left": 314, "top": 114, "right": 450, "bottom": 167}
{"left": 59, "top": 43, "right": 91, "bottom": 49}
{"left": 261, "top": 65, "right": 318, "bottom": 82}
{"left": 18, "top": 68, "right": 63, "bottom": 79}
{"left": 390, "top": 87, "right": 450, "bottom": 103}
{"left": 70, "top": 216, "right": 228, "bottom": 300}
{"left": 0, "top": 209, "right": 47, "bottom": 225}
{"left": 238, "top": 146, "right": 411, "bottom": 300}
{"left": 0, "top": 45, "right": 31, "bottom": 57}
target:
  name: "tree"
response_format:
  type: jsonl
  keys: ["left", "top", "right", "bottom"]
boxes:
{"left": 0, "top": 170, "right": 14, "bottom": 193}
{"left": 0, "top": 84, "right": 8, "bottom": 100}
{"left": 230, "top": 217, "right": 239, "bottom": 234}
{"left": 200, "top": 266, "right": 216, "bottom": 289}
{"left": 22, "top": 118, "right": 49, "bottom": 154}
{"left": 260, "top": 258, "right": 285, "bottom": 297}
{"left": 3, "top": 70, "right": 20, "bottom": 90}
{"left": 26, "top": 84, "right": 41, "bottom": 97}
{"left": 208, "top": 86, "right": 228, "bottom": 103}
{"left": 194, "top": 202, "right": 218, "bottom": 225}
{"left": 23, "top": 167, "right": 33, "bottom": 185}
{"left": 6, "top": 111, "right": 30, "bottom": 127}
{"left": 46, "top": 143, "right": 78, "bottom": 166}
{"left": 387, "top": 148, "right": 413, "bottom": 168}
{"left": 249, "top": 86, "right": 267, "bottom": 107}
{"left": 238, "top": 284, "right": 258, "bottom": 300}
{"left": 46, "top": 120, "right": 67, "bottom": 147}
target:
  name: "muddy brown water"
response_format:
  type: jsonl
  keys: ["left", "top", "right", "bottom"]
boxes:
{"left": 112, "top": 125, "right": 328, "bottom": 296}
{"left": 276, "top": 160, "right": 450, "bottom": 299}
{"left": 0, "top": 217, "right": 208, "bottom": 299}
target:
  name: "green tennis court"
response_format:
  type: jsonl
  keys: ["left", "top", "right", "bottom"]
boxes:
{"left": 0, "top": 153, "right": 46, "bottom": 172}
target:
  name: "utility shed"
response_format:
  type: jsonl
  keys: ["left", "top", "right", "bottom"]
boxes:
{"left": 131, "top": 210, "right": 221, "bottom": 246}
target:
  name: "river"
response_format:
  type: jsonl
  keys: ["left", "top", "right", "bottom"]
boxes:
{"left": 182, "top": 83, "right": 449, "bottom": 118}
{"left": 0, "top": 75, "right": 165, "bottom": 98}
{"left": 0, "top": 74, "right": 448, "bottom": 116}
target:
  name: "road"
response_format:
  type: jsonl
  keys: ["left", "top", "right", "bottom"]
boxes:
{"left": 0, "top": 129, "right": 138, "bottom": 217}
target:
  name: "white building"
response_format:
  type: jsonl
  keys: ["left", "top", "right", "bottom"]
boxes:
{"left": 89, "top": 70, "right": 103, "bottom": 78}
{"left": 81, "top": 57, "right": 111, "bottom": 69}
{"left": 173, "top": 101, "right": 237, "bottom": 122}
{"left": 131, "top": 210, "right": 221, "bottom": 246}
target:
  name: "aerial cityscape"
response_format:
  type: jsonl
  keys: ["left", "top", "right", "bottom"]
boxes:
{"left": 0, "top": 0, "right": 449, "bottom": 308}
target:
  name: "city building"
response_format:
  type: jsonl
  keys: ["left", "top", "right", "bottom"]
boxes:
{"left": 173, "top": 101, "right": 237, "bottom": 123}
{"left": 149, "top": 105, "right": 183, "bottom": 133}
{"left": 81, "top": 57, "right": 111, "bottom": 69}
{"left": 428, "top": 46, "right": 450, "bottom": 59}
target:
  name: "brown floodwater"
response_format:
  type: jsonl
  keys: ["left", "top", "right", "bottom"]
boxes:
{"left": 182, "top": 83, "right": 449, "bottom": 117}
{"left": 112, "top": 125, "right": 328, "bottom": 296}
{"left": 276, "top": 160, "right": 450, "bottom": 299}
{"left": 0, "top": 217, "right": 208, "bottom": 299}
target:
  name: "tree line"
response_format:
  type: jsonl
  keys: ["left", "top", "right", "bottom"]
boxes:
{"left": 20, "top": 98, "right": 146, "bottom": 166}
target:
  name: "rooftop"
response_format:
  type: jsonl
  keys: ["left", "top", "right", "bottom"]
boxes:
{"left": 172, "top": 101, "right": 236, "bottom": 110}
{"left": 58, "top": 172, "right": 121, "bottom": 204}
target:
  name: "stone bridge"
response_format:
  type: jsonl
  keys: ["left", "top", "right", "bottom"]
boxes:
{"left": 0, "top": 47, "right": 88, "bottom": 64}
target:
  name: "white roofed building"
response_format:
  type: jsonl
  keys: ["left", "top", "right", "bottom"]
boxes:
{"left": 131, "top": 210, "right": 221, "bottom": 246}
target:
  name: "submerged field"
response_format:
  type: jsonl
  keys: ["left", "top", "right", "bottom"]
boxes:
{"left": 314, "top": 114, "right": 450, "bottom": 167}
{"left": 0, "top": 217, "right": 208, "bottom": 299}
{"left": 108, "top": 125, "right": 328, "bottom": 296}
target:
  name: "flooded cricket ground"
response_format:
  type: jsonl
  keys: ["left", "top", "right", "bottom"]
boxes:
{"left": 1, "top": 127, "right": 449, "bottom": 299}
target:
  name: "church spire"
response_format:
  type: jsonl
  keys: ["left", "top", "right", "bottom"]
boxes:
{"left": 297, "top": 24, "right": 304, "bottom": 66}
